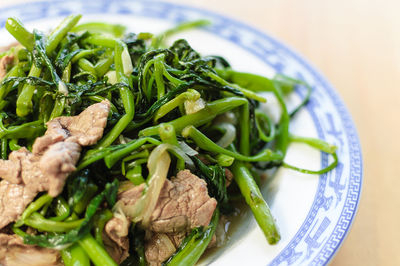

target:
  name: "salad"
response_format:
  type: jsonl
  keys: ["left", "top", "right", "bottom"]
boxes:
{"left": 0, "top": 15, "right": 338, "bottom": 266}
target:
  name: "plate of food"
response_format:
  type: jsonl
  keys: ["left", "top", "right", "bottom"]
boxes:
{"left": 0, "top": 0, "right": 362, "bottom": 265}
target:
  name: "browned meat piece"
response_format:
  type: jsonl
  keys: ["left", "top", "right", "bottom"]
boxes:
{"left": 0, "top": 145, "right": 81, "bottom": 229}
{"left": 40, "top": 141, "right": 81, "bottom": 197}
{"left": 103, "top": 183, "right": 145, "bottom": 264}
{"left": 114, "top": 170, "right": 216, "bottom": 265}
{"left": 0, "top": 233, "right": 62, "bottom": 266}
{"left": 149, "top": 170, "right": 217, "bottom": 234}
{"left": 103, "top": 215, "right": 130, "bottom": 264}
{"left": 116, "top": 170, "right": 216, "bottom": 234}
{"left": 105, "top": 216, "right": 130, "bottom": 249}
{"left": 165, "top": 232, "right": 186, "bottom": 249}
{"left": 0, "top": 151, "right": 43, "bottom": 229}
{"left": 0, "top": 181, "right": 37, "bottom": 234}
{"left": 0, "top": 152, "right": 21, "bottom": 184}
{"left": 142, "top": 170, "right": 217, "bottom": 265}
{"left": 33, "top": 100, "right": 110, "bottom": 153}
{"left": 116, "top": 183, "right": 146, "bottom": 212}
{"left": 145, "top": 217, "right": 218, "bottom": 266}
{"left": 145, "top": 233, "right": 177, "bottom": 266}
{"left": 0, "top": 55, "right": 14, "bottom": 80}
{"left": 58, "top": 100, "right": 110, "bottom": 146}
{"left": 0, "top": 145, "right": 75, "bottom": 229}
{"left": 16, "top": 147, "right": 47, "bottom": 193}
{"left": 0, "top": 143, "right": 80, "bottom": 200}
{"left": 32, "top": 123, "right": 69, "bottom": 155}
{"left": 0, "top": 101, "right": 110, "bottom": 229}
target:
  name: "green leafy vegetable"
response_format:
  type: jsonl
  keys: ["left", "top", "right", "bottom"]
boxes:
{"left": 0, "top": 15, "right": 338, "bottom": 266}
{"left": 192, "top": 156, "right": 231, "bottom": 213}
{"left": 22, "top": 179, "right": 118, "bottom": 248}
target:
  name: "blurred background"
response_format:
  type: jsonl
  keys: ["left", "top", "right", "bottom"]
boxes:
{"left": 1, "top": 0, "right": 399, "bottom": 264}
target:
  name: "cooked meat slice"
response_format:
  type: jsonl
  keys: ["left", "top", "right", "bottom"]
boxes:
{"left": 32, "top": 101, "right": 110, "bottom": 154}
{"left": 42, "top": 100, "right": 110, "bottom": 148}
{"left": 165, "top": 232, "right": 186, "bottom": 249}
{"left": 145, "top": 233, "right": 177, "bottom": 266}
{"left": 32, "top": 124, "right": 69, "bottom": 155}
{"left": 103, "top": 214, "right": 130, "bottom": 264}
{"left": 148, "top": 180, "right": 188, "bottom": 233}
{"left": 39, "top": 141, "right": 81, "bottom": 197}
{"left": 61, "top": 100, "right": 110, "bottom": 146}
{"left": 144, "top": 232, "right": 213, "bottom": 266}
{"left": 16, "top": 148, "right": 47, "bottom": 193}
{"left": 0, "top": 143, "right": 80, "bottom": 200}
{"left": 0, "top": 152, "right": 21, "bottom": 184}
{"left": 0, "top": 102, "right": 110, "bottom": 229}
{"left": 116, "top": 170, "right": 216, "bottom": 234}
{"left": 0, "top": 145, "right": 72, "bottom": 229}
{"left": 105, "top": 216, "right": 130, "bottom": 248}
{"left": 149, "top": 170, "right": 217, "bottom": 233}
{"left": 104, "top": 183, "right": 146, "bottom": 263}
{"left": 0, "top": 55, "right": 14, "bottom": 80}
{"left": 117, "top": 171, "right": 216, "bottom": 265}
{"left": 116, "top": 183, "right": 146, "bottom": 211}
{"left": 0, "top": 180, "right": 36, "bottom": 231}
{"left": 0, "top": 233, "right": 62, "bottom": 266}
{"left": 103, "top": 232, "right": 128, "bottom": 265}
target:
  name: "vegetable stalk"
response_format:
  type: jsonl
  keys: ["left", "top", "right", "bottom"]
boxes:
{"left": 230, "top": 161, "right": 280, "bottom": 244}
{"left": 139, "top": 97, "right": 248, "bottom": 136}
{"left": 78, "top": 234, "right": 118, "bottom": 266}
{"left": 61, "top": 244, "right": 90, "bottom": 266}
{"left": 15, "top": 15, "right": 81, "bottom": 117}
{"left": 95, "top": 40, "right": 134, "bottom": 148}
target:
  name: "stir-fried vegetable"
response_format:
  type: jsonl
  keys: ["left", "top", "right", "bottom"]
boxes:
{"left": 0, "top": 15, "right": 338, "bottom": 266}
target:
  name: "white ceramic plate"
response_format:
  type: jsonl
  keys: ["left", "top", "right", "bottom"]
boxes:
{"left": 0, "top": 1, "right": 363, "bottom": 265}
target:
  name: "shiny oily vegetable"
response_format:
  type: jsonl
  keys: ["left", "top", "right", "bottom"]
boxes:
{"left": 0, "top": 15, "right": 337, "bottom": 266}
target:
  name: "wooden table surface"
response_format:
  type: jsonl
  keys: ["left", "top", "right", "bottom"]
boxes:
{"left": 1, "top": 0, "right": 399, "bottom": 265}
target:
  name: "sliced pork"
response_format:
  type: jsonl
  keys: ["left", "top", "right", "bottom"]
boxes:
{"left": 115, "top": 183, "right": 146, "bottom": 212}
{"left": 39, "top": 141, "right": 81, "bottom": 197}
{"left": 0, "top": 101, "right": 110, "bottom": 229}
{"left": 145, "top": 233, "right": 177, "bottom": 266}
{"left": 0, "top": 152, "right": 22, "bottom": 184}
{"left": 32, "top": 100, "right": 110, "bottom": 153}
{"left": 144, "top": 170, "right": 217, "bottom": 265}
{"left": 112, "top": 170, "right": 216, "bottom": 265}
{"left": 0, "top": 181, "right": 37, "bottom": 229}
{"left": 0, "top": 233, "right": 62, "bottom": 266}
{"left": 103, "top": 214, "right": 130, "bottom": 264}
{"left": 149, "top": 170, "right": 217, "bottom": 234}
{"left": 115, "top": 170, "right": 216, "bottom": 234}
{"left": 102, "top": 184, "right": 144, "bottom": 263}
